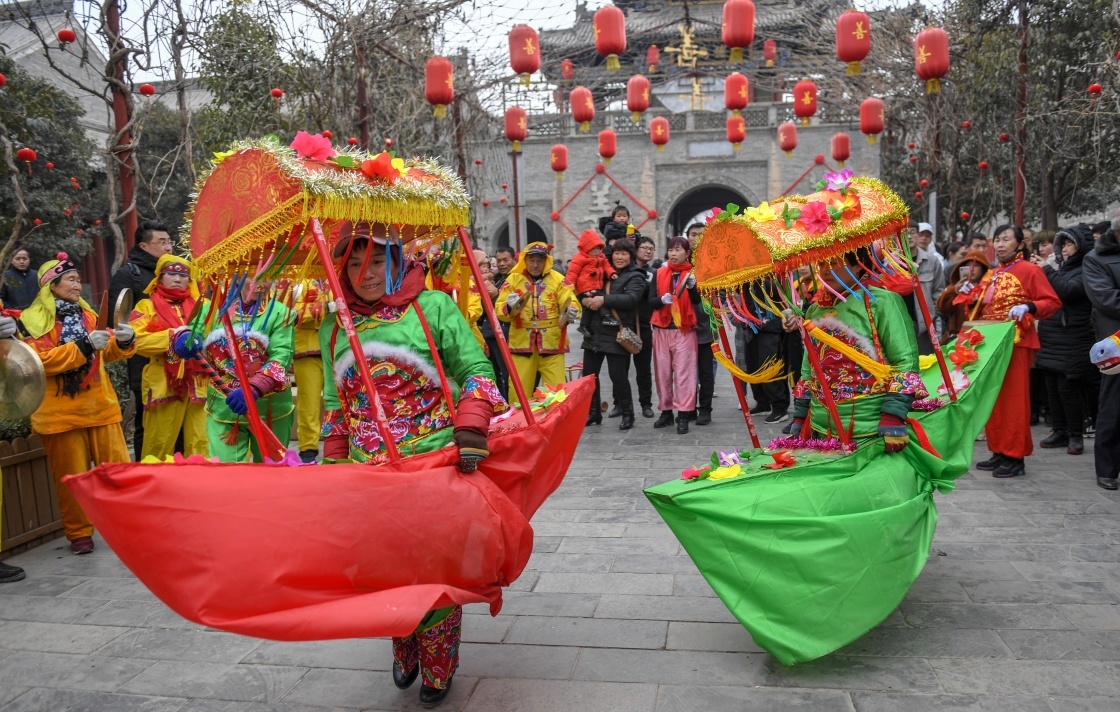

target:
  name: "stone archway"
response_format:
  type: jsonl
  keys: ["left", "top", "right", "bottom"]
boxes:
{"left": 492, "top": 218, "right": 548, "bottom": 250}
{"left": 666, "top": 184, "right": 753, "bottom": 241}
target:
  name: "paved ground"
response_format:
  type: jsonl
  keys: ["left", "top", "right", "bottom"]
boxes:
{"left": 1, "top": 361, "right": 1119, "bottom": 711}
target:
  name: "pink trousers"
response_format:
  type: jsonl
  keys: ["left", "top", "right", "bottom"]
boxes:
{"left": 653, "top": 327, "right": 698, "bottom": 413}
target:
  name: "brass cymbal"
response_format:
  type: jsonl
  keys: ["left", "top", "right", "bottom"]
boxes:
{"left": 114, "top": 288, "right": 134, "bottom": 328}
{"left": 0, "top": 338, "right": 46, "bottom": 420}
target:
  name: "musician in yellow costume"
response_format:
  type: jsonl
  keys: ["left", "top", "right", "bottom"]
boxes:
{"left": 496, "top": 242, "right": 579, "bottom": 393}
{"left": 293, "top": 281, "right": 326, "bottom": 464}
{"left": 129, "top": 254, "right": 210, "bottom": 459}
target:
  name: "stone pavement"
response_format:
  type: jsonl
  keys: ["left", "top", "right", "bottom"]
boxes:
{"left": 2, "top": 363, "right": 1119, "bottom": 711}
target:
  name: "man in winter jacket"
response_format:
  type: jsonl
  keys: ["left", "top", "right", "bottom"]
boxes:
{"left": 0, "top": 249, "right": 38, "bottom": 309}
{"left": 1084, "top": 216, "right": 1120, "bottom": 490}
{"left": 108, "top": 220, "right": 174, "bottom": 459}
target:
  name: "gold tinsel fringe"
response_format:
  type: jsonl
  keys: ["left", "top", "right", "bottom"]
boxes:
{"left": 712, "top": 350, "right": 786, "bottom": 384}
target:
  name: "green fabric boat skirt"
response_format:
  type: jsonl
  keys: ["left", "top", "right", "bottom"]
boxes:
{"left": 644, "top": 322, "right": 1016, "bottom": 665}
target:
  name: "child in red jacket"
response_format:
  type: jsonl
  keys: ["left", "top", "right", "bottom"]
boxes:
{"left": 566, "top": 229, "right": 617, "bottom": 337}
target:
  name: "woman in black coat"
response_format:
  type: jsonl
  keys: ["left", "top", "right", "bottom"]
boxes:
{"left": 581, "top": 240, "right": 647, "bottom": 430}
{"left": 1035, "top": 224, "right": 1099, "bottom": 454}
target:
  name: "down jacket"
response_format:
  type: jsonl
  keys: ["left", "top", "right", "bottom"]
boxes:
{"left": 1036, "top": 224, "right": 1097, "bottom": 378}
{"left": 584, "top": 262, "right": 647, "bottom": 356}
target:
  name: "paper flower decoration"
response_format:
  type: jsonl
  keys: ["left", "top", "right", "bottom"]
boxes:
{"left": 289, "top": 130, "right": 336, "bottom": 161}
{"left": 708, "top": 464, "right": 744, "bottom": 480}
{"left": 681, "top": 467, "right": 707, "bottom": 481}
{"left": 797, "top": 201, "right": 833, "bottom": 235}
{"left": 717, "top": 450, "right": 742, "bottom": 467}
{"left": 762, "top": 450, "right": 797, "bottom": 469}
{"left": 706, "top": 207, "right": 724, "bottom": 224}
{"left": 949, "top": 341, "right": 979, "bottom": 369}
{"left": 361, "top": 151, "right": 406, "bottom": 184}
{"left": 823, "top": 168, "right": 854, "bottom": 192}
{"left": 958, "top": 328, "right": 985, "bottom": 348}
{"left": 746, "top": 201, "right": 779, "bottom": 223}
{"left": 211, "top": 150, "right": 235, "bottom": 165}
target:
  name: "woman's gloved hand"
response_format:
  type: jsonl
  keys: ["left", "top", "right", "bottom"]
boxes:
{"left": 225, "top": 386, "right": 260, "bottom": 416}
{"left": 1008, "top": 304, "right": 1030, "bottom": 321}
{"left": 113, "top": 323, "right": 135, "bottom": 347}
{"left": 958, "top": 281, "right": 974, "bottom": 295}
{"left": 87, "top": 330, "right": 110, "bottom": 351}
{"left": 684, "top": 273, "right": 696, "bottom": 290}
{"left": 172, "top": 329, "right": 202, "bottom": 359}
{"left": 0, "top": 315, "right": 17, "bottom": 340}
{"left": 660, "top": 292, "right": 674, "bottom": 305}
{"left": 878, "top": 413, "right": 909, "bottom": 453}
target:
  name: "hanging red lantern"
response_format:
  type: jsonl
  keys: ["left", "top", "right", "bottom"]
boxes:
{"left": 500, "top": 197, "right": 507, "bottom": 204}
{"left": 909, "top": 156, "right": 918, "bottom": 163}
{"left": 999, "top": 132, "right": 1010, "bottom": 143}
{"left": 270, "top": 87, "right": 283, "bottom": 99}
{"left": 959, "top": 211, "right": 970, "bottom": 221}
{"left": 75, "top": 230, "right": 83, "bottom": 236}
{"left": 502, "top": 183, "right": 509, "bottom": 190}
{"left": 138, "top": 83, "right": 155, "bottom": 97}
{"left": 505, "top": 106, "right": 528, "bottom": 152}
{"left": 321, "top": 130, "right": 333, "bottom": 140}
{"left": 45, "top": 162, "right": 55, "bottom": 171}
{"left": 57, "top": 28, "right": 77, "bottom": 44}
{"left": 0, "top": 74, "right": 6, "bottom": 88}
{"left": 961, "top": 120, "right": 971, "bottom": 130}
{"left": 778, "top": 121, "right": 797, "bottom": 157}
{"left": 726, "top": 116, "right": 746, "bottom": 151}
{"left": 474, "top": 158, "right": 482, "bottom": 166}
{"left": 763, "top": 39, "right": 777, "bottom": 67}
{"left": 348, "top": 137, "right": 359, "bottom": 146}
{"left": 914, "top": 27, "right": 950, "bottom": 94}
{"left": 914, "top": 191, "right": 923, "bottom": 199}
{"left": 859, "top": 97, "right": 884, "bottom": 144}
{"left": 627, "top": 74, "right": 650, "bottom": 122}
{"left": 722, "top": 0, "right": 756, "bottom": 63}
{"left": 835, "top": 10, "right": 871, "bottom": 76}
{"left": 16, "top": 147, "right": 36, "bottom": 173}
{"left": 724, "top": 73, "right": 749, "bottom": 117}
{"left": 646, "top": 45, "right": 660, "bottom": 73}
{"left": 560, "top": 58, "right": 575, "bottom": 81}
{"left": 907, "top": 142, "right": 916, "bottom": 149}
{"left": 570, "top": 86, "right": 595, "bottom": 132}
{"left": 793, "top": 80, "right": 817, "bottom": 127}
{"left": 1089, "top": 83, "right": 1103, "bottom": 98}
{"left": 32, "top": 219, "right": 41, "bottom": 226}
{"left": 425, "top": 56, "right": 454, "bottom": 118}
{"left": 384, "top": 137, "right": 393, "bottom": 148}
{"left": 551, "top": 144, "right": 568, "bottom": 178}
{"left": 650, "top": 116, "right": 670, "bottom": 152}
{"left": 978, "top": 160, "right": 989, "bottom": 173}
{"left": 831, "top": 132, "right": 850, "bottom": 168}
{"left": 920, "top": 179, "right": 929, "bottom": 188}
{"left": 94, "top": 219, "right": 102, "bottom": 226}
{"left": 593, "top": 6, "right": 627, "bottom": 71}
{"left": 64, "top": 208, "right": 72, "bottom": 216}
{"left": 509, "top": 25, "right": 540, "bottom": 86}
{"left": 482, "top": 201, "right": 490, "bottom": 208}
{"left": 598, "top": 129, "right": 617, "bottom": 165}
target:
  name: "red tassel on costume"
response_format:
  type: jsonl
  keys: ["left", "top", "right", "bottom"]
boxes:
{"left": 906, "top": 417, "right": 942, "bottom": 459}
{"left": 224, "top": 420, "right": 240, "bottom": 446}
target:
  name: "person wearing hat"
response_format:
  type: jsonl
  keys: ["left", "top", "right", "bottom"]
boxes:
{"left": 496, "top": 241, "right": 580, "bottom": 395}
{"left": 128, "top": 254, "right": 210, "bottom": 460}
{"left": 917, "top": 222, "right": 946, "bottom": 269}
{"left": 174, "top": 275, "right": 294, "bottom": 463}
{"left": 321, "top": 221, "right": 507, "bottom": 706}
{"left": 18, "top": 253, "right": 136, "bottom": 554}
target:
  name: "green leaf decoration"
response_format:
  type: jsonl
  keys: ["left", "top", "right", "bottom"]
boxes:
{"left": 826, "top": 205, "right": 844, "bottom": 221}
{"left": 332, "top": 155, "right": 357, "bottom": 168}
{"left": 725, "top": 202, "right": 740, "bottom": 216}
{"left": 262, "top": 134, "right": 280, "bottom": 145}
{"left": 815, "top": 179, "right": 827, "bottom": 191}
{"left": 710, "top": 451, "right": 720, "bottom": 468}
{"left": 780, "top": 203, "right": 802, "bottom": 228}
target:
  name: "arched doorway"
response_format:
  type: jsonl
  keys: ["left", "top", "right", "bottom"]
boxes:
{"left": 494, "top": 219, "right": 548, "bottom": 250}
{"left": 666, "top": 185, "right": 751, "bottom": 241}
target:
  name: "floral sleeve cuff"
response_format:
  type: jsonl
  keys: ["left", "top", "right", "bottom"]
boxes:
{"left": 791, "top": 379, "right": 812, "bottom": 400}
{"left": 260, "top": 361, "right": 291, "bottom": 392}
{"left": 460, "top": 375, "right": 510, "bottom": 415}
{"left": 321, "top": 408, "right": 349, "bottom": 439}
{"left": 890, "top": 370, "right": 928, "bottom": 398}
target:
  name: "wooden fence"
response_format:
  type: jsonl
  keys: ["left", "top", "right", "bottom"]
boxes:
{"left": 0, "top": 435, "right": 62, "bottom": 557}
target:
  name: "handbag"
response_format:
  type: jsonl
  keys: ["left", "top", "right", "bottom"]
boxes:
{"left": 606, "top": 279, "right": 643, "bottom": 354}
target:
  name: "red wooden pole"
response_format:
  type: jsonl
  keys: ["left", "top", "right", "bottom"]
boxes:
{"left": 219, "top": 310, "right": 287, "bottom": 461}
{"left": 798, "top": 320, "right": 852, "bottom": 447}
{"left": 715, "top": 322, "right": 761, "bottom": 449}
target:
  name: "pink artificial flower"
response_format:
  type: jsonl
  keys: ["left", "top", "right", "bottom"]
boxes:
{"left": 681, "top": 467, "right": 704, "bottom": 481}
{"left": 290, "top": 130, "right": 336, "bottom": 161}
{"left": 797, "top": 201, "right": 833, "bottom": 235}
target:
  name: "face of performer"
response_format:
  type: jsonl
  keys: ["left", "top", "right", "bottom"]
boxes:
{"left": 10, "top": 250, "right": 29, "bottom": 272}
{"left": 525, "top": 254, "right": 546, "bottom": 278}
{"left": 612, "top": 248, "right": 632, "bottom": 271}
{"left": 666, "top": 244, "right": 689, "bottom": 266}
{"left": 160, "top": 270, "right": 189, "bottom": 290}
{"left": 346, "top": 242, "right": 398, "bottom": 303}
{"left": 51, "top": 271, "right": 82, "bottom": 303}
{"left": 818, "top": 256, "right": 859, "bottom": 293}
{"left": 241, "top": 278, "right": 271, "bottom": 304}
{"left": 992, "top": 228, "right": 1022, "bottom": 263}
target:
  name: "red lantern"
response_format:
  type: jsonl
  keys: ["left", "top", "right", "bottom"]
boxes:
{"left": 502, "top": 184, "right": 508, "bottom": 190}
{"left": 384, "top": 137, "right": 393, "bottom": 148}
{"left": 45, "top": 162, "right": 55, "bottom": 171}
{"left": 57, "top": 28, "right": 77, "bottom": 44}
{"left": 138, "top": 83, "right": 155, "bottom": 97}
{"left": 915, "top": 27, "right": 950, "bottom": 94}
{"left": 551, "top": 144, "right": 568, "bottom": 178}
{"left": 999, "top": 132, "right": 1010, "bottom": 143}
{"left": 425, "top": 56, "right": 454, "bottom": 118}
{"left": 859, "top": 97, "right": 884, "bottom": 144}
{"left": 831, "top": 132, "right": 850, "bottom": 168}
{"left": 32, "top": 219, "right": 41, "bottom": 226}
{"left": 914, "top": 191, "right": 923, "bottom": 199}
{"left": 75, "top": 230, "right": 83, "bottom": 236}
{"left": 0, "top": 74, "right": 6, "bottom": 88}
{"left": 321, "top": 130, "right": 333, "bottom": 140}
{"left": 835, "top": 10, "right": 871, "bottom": 76}
{"left": 793, "top": 80, "right": 817, "bottom": 127}
{"left": 778, "top": 121, "right": 797, "bottom": 157}
{"left": 960, "top": 211, "right": 970, "bottom": 221}
{"left": 647, "top": 45, "right": 660, "bottom": 73}
{"left": 570, "top": 86, "right": 595, "bottom": 132}
{"left": 594, "top": 6, "right": 627, "bottom": 71}
{"left": 500, "top": 197, "right": 507, "bottom": 204}
{"left": 94, "top": 219, "right": 102, "bottom": 226}
{"left": 978, "top": 160, "right": 989, "bottom": 173}
{"left": 482, "top": 201, "right": 490, "bottom": 208}
{"left": 1089, "top": 83, "right": 1103, "bottom": 98}
{"left": 722, "top": 0, "right": 756, "bottom": 64}
{"left": 727, "top": 116, "right": 746, "bottom": 151}
{"left": 961, "top": 120, "right": 971, "bottom": 130}
{"left": 509, "top": 25, "right": 540, "bottom": 86}
{"left": 64, "top": 208, "right": 72, "bottom": 216}
{"left": 561, "top": 58, "right": 575, "bottom": 81}
{"left": 474, "top": 158, "right": 482, "bottom": 166}
{"left": 909, "top": 156, "right": 918, "bottom": 163}
{"left": 627, "top": 74, "right": 650, "bottom": 122}
{"left": 650, "top": 116, "right": 670, "bottom": 152}
{"left": 270, "top": 87, "right": 283, "bottom": 99}
{"left": 907, "top": 142, "right": 916, "bottom": 149}
{"left": 505, "top": 106, "right": 528, "bottom": 152}
{"left": 763, "top": 39, "right": 777, "bottom": 67}
{"left": 920, "top": 179, "right": 929, "bottom": 188}
{"left": 16, "top": 147, "right": 36, "bottom": 173}
{"left": 598, "top": 129, "right": 617, "bottom": 165}
{"left": 348, "top": 137, "right": 359, "bottom": 146}
{"left": 724, "top": 73, "right": 749, "bottom": 117}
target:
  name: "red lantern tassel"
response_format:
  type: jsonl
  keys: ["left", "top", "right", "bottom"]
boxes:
{"left": 868, "top": 135, "right": 878, "bottom": 145}
{"left": 433, "top": 104, "right": 447, "bottom": 118}
{"left": 847, "top": 61, "right": 861, "bottom": 76}
{"left": 926, "top": 78, "right": 941, "bottom": 94}
{"left": 730, "top": 48, "right": 744, "bottom": 63}
{"left": 606, "top": 55, "right": 620, "bottom": 71}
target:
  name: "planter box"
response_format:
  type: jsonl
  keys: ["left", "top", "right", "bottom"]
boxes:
{"left": 0, "top": 435, "right": 63, "bottom": 558}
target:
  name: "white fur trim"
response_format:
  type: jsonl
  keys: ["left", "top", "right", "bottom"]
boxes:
{"left": 332, "top": 340, "right": 440, "bottom": 383}
{"left": 203, "top": 327, "right": 270, "bottom": 350}
{"left": 814, "top": 315, "right": 876, "bottom": 359}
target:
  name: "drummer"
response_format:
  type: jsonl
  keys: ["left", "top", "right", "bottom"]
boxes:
{"left": 18, "top": 254, "right": 135, "bottom": 554}
{"left": 129, "top": 254, "right": 210, "bottom": 459}
{"left": 320, "top": 221, "right": 506, "bottom": 706}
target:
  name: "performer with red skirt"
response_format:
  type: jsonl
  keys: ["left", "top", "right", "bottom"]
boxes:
{"left": 955, "top": 225, "right": 1060, "bottom": 477}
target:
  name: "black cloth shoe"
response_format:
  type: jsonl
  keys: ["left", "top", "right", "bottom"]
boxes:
{"left": 641, "top": 406, "right": 655, "bottom": 418}
{"left": 764, "top": 410, "right": 789, "bottom": 425}
{"left": 586, "top": 411, "right": 602, "bottom": 426}
{"left": 1067, "top": 435, "right": 1084, "bottom": 455}
{"left": 392, "top": 662, "right": 419, "bottom": 689}
{"left": 676, "top": 415, "right": 689, "bottom": 434}
{"left": 1040, "top": 430, "right": 1069, "bottom": 449}
{"left": 299, "top": 450, "right": 318, "bottom": 464}
{"left": 696, "top": 410, "right": 711, "bottom": 426}
{"left": 654, "top": 411, "right": 674, "bottom": 428}
{"left": 976, "top": 453, "right": 1006, "bottom": 471}
{"left": 993, "top": 457, "right": 1026, "bottom": 478}
{"left": 1030, "top": 411, "right": 1040, "bottom": 426}
{"left": 0, "top": 561, "right": 26, "bottom": 583}
{"left": 749, "top": 403, "right": 770, "bottom": 415}
{"left": 419, "top": 677, "right": 453, "bottom": 707}
{"left": 608, "top": 405, "right": 622, "bottom": 418}
{"left": 683, "top": 410, "right": 697, "bottom": 421}
{"left": 1097, "top": 477, "right": 1118, "bottom": 491}
{"left": 620, "top": 412, "right": 635, "bottom": 430}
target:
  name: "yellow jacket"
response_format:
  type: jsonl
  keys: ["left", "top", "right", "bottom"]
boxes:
{"left": 25, "top": 310, "right": 136, "bottom": 435}
{"left": 130, "top": 298, "right": 210, "bottom": 406}
{"left": 496, "top": 270, "right": 578, "bottom": 355}
{"left": 294, "top": 284, "right": 329, "bottom": 358}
